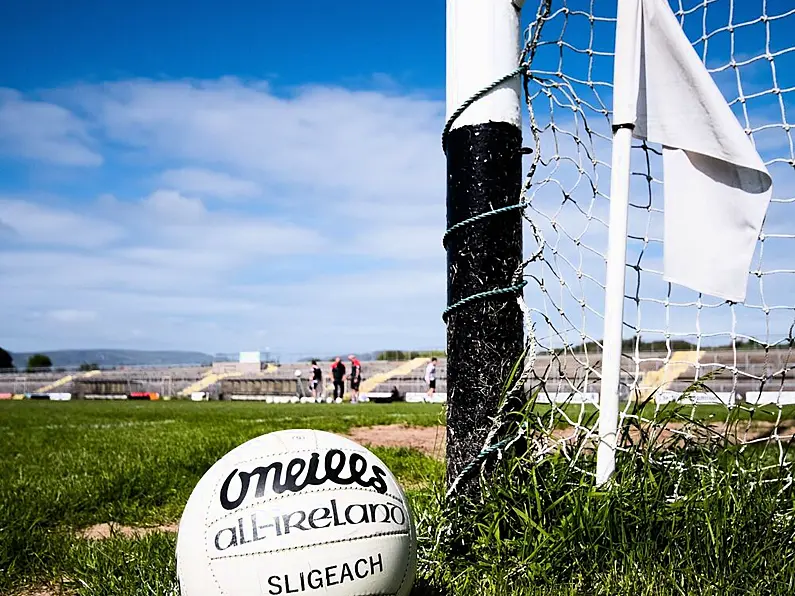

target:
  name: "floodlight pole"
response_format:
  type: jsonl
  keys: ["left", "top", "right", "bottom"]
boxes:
{"left": 445, "top": 0, "right": 525, "bottom": 493}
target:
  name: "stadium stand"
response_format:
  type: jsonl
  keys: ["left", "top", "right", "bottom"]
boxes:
{"left": 527, "top": 348, "right": 795, "bottom": 404}
{"left": 636, "top": 351, "right": 701, "bottom": 399}
{"left": 36, "top": 369, "right": 100, "bottom": 393}
{"left": 359, "top": 357, "right": 432, "bottom": 395}
{"left": 370, "top": 359, "right": 448, "bottom": 396}
{"left": 178, "top": 371, "right": 241, "bottom": 397}
{"left": 5, "top": 350, "right": 789, "bottom": 404}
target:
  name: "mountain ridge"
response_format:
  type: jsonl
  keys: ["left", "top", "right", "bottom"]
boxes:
{"left": 8, "top": 349, "right": 214, "bottom": 368}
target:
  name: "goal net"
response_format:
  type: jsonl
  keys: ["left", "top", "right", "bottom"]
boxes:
{"left": 518, "top": 0, "right": 795, "bottom": 472}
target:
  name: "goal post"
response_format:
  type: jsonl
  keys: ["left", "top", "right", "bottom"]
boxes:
{"left": 444, "top": 0, "right": 527, "bottom": 494}
{"left": 447, "top": 0, "right": 795, "bottom": 486}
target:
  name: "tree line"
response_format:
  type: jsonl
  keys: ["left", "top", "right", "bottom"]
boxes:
{"left": 0, "top": 348, "right": 100, "bottom": 372}
{"left": 376, "top": 350, "right": 446, "bottom": 361}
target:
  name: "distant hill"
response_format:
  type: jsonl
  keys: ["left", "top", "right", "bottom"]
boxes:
{"left": 301, "top": 352, "right": 381, "bottom": 362}
{"left": 9, "top": 349, "right": 214, "bottom": 368}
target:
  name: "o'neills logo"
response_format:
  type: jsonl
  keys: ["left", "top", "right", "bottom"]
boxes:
{"left": 220, "top": 449, "right": 389, "bottom": 511}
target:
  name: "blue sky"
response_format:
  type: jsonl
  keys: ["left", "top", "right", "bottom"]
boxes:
{"left": 0, "top": 0, "right": 448, "bottom": 357}
{"left": 1, "top": 0, "right": 794, "bottom": 359}
{"left": 0, "top": 1, "right": 445, "bottom": 90}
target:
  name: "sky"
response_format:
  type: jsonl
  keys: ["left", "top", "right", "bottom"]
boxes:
{"left": 1, "top": 0, "right": 794, "bottom": 360}
{"left": 0, "top": 0, "right": 447, "bottom": 358}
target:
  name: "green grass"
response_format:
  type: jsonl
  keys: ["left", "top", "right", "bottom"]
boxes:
{"left": 0, "top": 400, "right": 444, "bottom": 595}
{"left": 3, "top": 398, "right": 795, "bottom": 595}
{"left": 417, "top": 395, "right": 795, "bottom": 596}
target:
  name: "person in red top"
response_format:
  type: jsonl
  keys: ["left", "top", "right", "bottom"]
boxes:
{"left": 348, "top": 354, "right": 362, "bottom": 403}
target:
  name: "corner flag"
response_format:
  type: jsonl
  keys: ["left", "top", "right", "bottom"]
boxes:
{"left": 613, "top": 0, "right": 773, "bottom": 302}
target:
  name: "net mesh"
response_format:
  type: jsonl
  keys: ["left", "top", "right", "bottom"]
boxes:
{"left": 517, "top": 0, "right": 795, "bottom": 472}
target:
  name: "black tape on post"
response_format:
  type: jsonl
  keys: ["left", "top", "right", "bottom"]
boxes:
{"left": 445, "top": 123, "right": 523, "bottom": 492}
{"left": 445, "top": 0, "right": 526, "bottom": 495}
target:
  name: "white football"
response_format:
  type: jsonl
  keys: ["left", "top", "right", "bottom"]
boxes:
{"left": 176, "top": 429, "right": 417, "bottom": 596}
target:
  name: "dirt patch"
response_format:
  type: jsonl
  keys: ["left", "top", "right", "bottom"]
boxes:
{"left": 16, "top": 580, "right": 78, "bottom": 596}
{"left": 19, "top": 587, "right": 62, "bottom": 596}
{"left": 345, "top": 420, "right": 795, "bottom": 460}
{"left": 620, "top": 419, "right": 795, "bottom": 445}
{"left": 543, "top": 418, "right": 795, "bottom": 452}
{"left": 78, "top": 522, "right": 178, "bottom": 540}
{"left": 347, "top": 424, "right": 446, "bottom": 459}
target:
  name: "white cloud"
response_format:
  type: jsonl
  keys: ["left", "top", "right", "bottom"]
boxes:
{"left": 159, "top": 168, "right": 261, "bottom": 200}
{"left": 69, "top": 79, "right": 445, "bottom": 205}
{"left": 0, "top": 198, "right": 123, "bottom": 248}
{"left": 0, "top": 79, "right": 448, "bottom": 355}
{"left": 141, "top": 189, "right": 207, "bottom": 221}
{"left": 0, "top": 89, "right": 102, "bottom": 166}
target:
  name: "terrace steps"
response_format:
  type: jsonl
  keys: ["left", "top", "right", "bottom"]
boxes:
{"left": 36, "top": 370, "right": 100, "bottom": 393}
{"left": 637, "top": 351, "right": 701, "bottom": 399}
{"left": 360, "top": 357, "right": 431, "bottom": 395}
{"left": 179, "top": 371, "right": 240, "bottom": 396}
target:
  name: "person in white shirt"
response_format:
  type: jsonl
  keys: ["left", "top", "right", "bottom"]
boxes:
{"left": 425, "top": 357, "right": 437, "bottom": 401}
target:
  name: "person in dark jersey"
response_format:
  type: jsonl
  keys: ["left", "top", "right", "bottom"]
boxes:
{"left": 348, "top": 354, "right": 362, "bottom": 403}
{"left": 331, "top": 357, "right": 346, "bottom": 403}
{"left": 310, "top": 360, "right": 323, "bottom": 401}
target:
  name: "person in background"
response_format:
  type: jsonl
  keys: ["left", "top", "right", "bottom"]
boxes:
{"left": 348, "top": 354, "right": 362, "bottom": 403}
{"left": 425, "top": 357, "right": 437, "bottom": 401}
{"left": 310, "top": 360, "right": 323, "bottom": 401}
{"left": 331, "top": 357, "right": 346, "bottom": 403}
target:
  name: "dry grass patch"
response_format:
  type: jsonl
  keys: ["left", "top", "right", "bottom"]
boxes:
{"left": 347, "top": 424, "right": 446, "bottom": 458}
{"left": 78, "top": 522, "right": 178, "bottom": 540}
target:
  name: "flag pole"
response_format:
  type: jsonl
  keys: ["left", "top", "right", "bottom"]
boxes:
{"left": 595, "top": 124, "right": 633, "bottom": 486}
{"left": 595, "top": 0, "right": 639, "bottom": 486}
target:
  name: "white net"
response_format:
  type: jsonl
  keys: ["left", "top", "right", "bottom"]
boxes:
{"left": 520, "top": 0, "right": 795, "bottom": 465}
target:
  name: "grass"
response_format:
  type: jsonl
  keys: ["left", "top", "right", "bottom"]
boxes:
{"left": 417, "top": 394, "right": 795, "bottom": 595}
{"left": 3, "top": 398, "right": 795, "bottom": 595}
{"left": 0, "top": 400, "right": 444, "bottom": 595}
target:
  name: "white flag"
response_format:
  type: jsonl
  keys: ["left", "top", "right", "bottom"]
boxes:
{"left": 613, "top": 0, "right": 772, "bottom": 302}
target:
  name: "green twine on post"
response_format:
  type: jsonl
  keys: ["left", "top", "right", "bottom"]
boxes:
{"left": 445, "top": 425, "right": 526, "bottom": 499}
{"left": 442, "top": 64, "right": 528, "bottom": 323}
{"left": 442, "top": 64, "right": 526, "bottom": 154}
{"left": 442, "top": 281, "right": 528, "bottom": 323}
{"left": 442, "top": 201, "right": 528, "bottom": 249}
